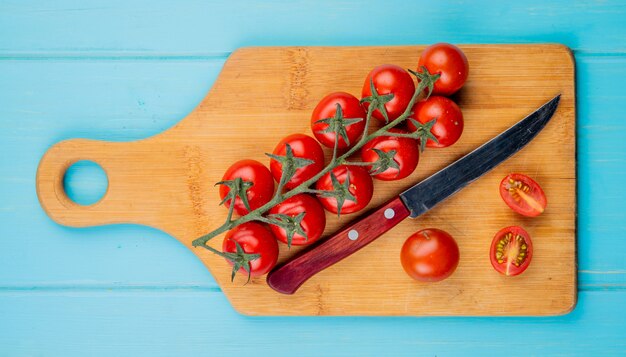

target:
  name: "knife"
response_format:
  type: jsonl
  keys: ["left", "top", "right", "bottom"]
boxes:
{"left": 267, "top": 95, "right": 561, "bottom": 295}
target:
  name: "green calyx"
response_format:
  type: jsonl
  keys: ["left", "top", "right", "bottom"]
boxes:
{"left": 216, "top": 177, "right": 253, "bottom": 212}
{"left": 360, "top": 78, "right": 395, "bottom": 123}
{"left": 317, "top": 172, "right": 356, "bottom": 217}
{"left": 220, "top": 241, "right": 260, "bottom": 284}
{"left": 266, "top": 212, "right": 307, "bottom": 248}
{"left": 408, "top": 117, "right": 439, "bottom": 152}
{"left": 266, "top": 143, "right": 314, "bottom": 191}
{"left": 314, "top": 103, "right": 363, "bottom": 146}
{"left": 408, "top": 66, "right": 441, "bottom": 98}
{"left": 369, "top": 148, "right": 400, "bottom": 176}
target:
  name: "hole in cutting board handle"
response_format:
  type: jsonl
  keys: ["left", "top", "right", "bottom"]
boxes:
{"left": 37, "top": 138, "right": 149, "bottom": 227}
{"left": 62, "top": 160, "right": 108, "bottom": 206}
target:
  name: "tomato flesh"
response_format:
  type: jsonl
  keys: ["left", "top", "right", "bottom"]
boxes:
{"left": 499, "top": 173, "right": 547, "bottom": 217}
{"left": 490, "top": 226, "right": 533, "bottom": 277}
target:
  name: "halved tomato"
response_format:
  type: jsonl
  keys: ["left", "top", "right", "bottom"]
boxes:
{"left": 499, "top": 173, "right": 547, "bottom": 217}
{"left": 489, "top": 226, "right": 533, "bottom": 276}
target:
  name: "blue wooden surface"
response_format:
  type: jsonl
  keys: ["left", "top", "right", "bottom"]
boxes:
{"left": 1, "top": 1, "right": 625, "bottom": 355}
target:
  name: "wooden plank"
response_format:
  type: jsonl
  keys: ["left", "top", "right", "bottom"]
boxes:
{"left": 2, "top": 1, "right": 626, "bottom": 54}
{"left": 1, "top": 56, "right": 624, "bottom": 289}
{"left": 34, "top": 45, "right": 576, "bottom": 315}
{"left": 0, "top": 290, "right": 624, "bottom": 356}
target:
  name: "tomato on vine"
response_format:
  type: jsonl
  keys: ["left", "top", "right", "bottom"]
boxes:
{"left": 218, "top": 160, "right": 275, "bottom": 216}
{"left": 269, "top": 134, "right": 325, "bottom": 190}
{"left": 361, "top": 64, "right": 416, "bottom": 123}
{"left": 268, "top": 193, "right": 326, "bottom": 247}
{"left": 418, "top": 43, "right": 469, "bottom": 96}
{"left": 193, "top": 43, "right": 459, "bottom": 283}
{"left": 222, "top": 222, "right": 279, "bottom": 279}
{"left": 315, "top": 165, "right": 373, "bottom": 215}
{"left": 360, "top": 128, "right": 419, "bottom": 181}
{"left": 408, "top": 96, "right": 464, "bottom": 148}
{"left": 311, "top": 92, "right": 366, "bottom": 150}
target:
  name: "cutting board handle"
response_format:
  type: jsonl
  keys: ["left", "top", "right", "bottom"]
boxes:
{"left": 36, "top": 138, "right": 149, "bottom": 228}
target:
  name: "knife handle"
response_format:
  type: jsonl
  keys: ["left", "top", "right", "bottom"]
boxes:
{"left": 267, "top": 197, "right": 410, "bottom": 294}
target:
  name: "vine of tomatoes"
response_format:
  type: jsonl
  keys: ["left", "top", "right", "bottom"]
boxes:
{"left": 194, "top": 43, "right": 476, "bottom": 282}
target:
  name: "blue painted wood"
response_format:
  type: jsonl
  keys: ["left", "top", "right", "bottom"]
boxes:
{"left": 1, "top": 0, "right": 626, "bottom": 54}
{"left": 0, "top": 290, "right": 625, "bottom": 356}
{"left": 64, "top": 161, "right": 108, "bottom": 205}
{"left": 2, "top": 0, "right": 626, "bottom": 355}
{"left": 576, "top": 54, "right": 626, "bottom": 288}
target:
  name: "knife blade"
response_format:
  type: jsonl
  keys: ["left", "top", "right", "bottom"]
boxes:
{"left": 267, "top": 95, "right": 561, "bottom": 295}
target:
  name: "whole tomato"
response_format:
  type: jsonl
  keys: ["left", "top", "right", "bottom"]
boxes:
{"left": 418, "top": 43, "right": 469, "bottom": 96}
{"left": 315, "top": 165, "right": 374, "bottom": 215}
{"left": 311, "top": 92, "right": 366, "bottom": 150}
{"left": 407, "top": 96, "right": 464, "bottom": 148}
{"left": 361, "top": 64, "right": 416, "bottom": 123}
{"left": 400, "top": 228, "right": 460, "bottom": 282}
{"left": 269, "top": 134, "right": 325, "bottom": 190}
{"left": 360, "top": 129, "right": 419, "bottom": 181}
{"left": 219, "top": 160, "right": 274, "bottom": 216}
{"left": 269, "top": 193, "right": 326, "bottom": 246}
{"left": 222, "top": 222, "right": 279, "bottom": 278}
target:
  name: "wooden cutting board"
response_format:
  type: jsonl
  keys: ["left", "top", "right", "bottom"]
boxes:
{"left": 36, "top": 44, "right": 576, "bottom": 316}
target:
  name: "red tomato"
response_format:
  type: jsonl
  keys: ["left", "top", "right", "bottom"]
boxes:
{"left": 407, "top": 96, "right": 464, "bottom": 148}
{"left": 315, "top": 165, "right": 374, "bottom": 215}
{"left": 222, "top": 222, "right": 279, "bottom": 277}
{"left": 268, "top": 193, "right": 326, "bottom": 246}
{"left": 490, "top": 226, "right": 533, "bottom": 276}
{"left": 311, "top": 92, "right": 367, "bottom": 150}
{"left": 400, "top": 228, "right": 460, "bottom": 282}
{"left": 269, "top": 134, "right": 325, "bottom": 190}
{"left": 500, "top": 173, "right": 547, "bottom": 217}
{"left": 418, "top": 43, "right": 469, "bottom": 96}
{"left": 219, "top": 160, "right": 274, "bottom": 215}
{"left": 360, "top": 128, "right": 419, "bottom": 181}
{"left": 361, "top": 64, "right": 416, "bottom": 123}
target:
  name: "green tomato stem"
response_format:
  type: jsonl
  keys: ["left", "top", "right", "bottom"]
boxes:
{"left": 341, "top": 161, "right": 371, "bottom": 166}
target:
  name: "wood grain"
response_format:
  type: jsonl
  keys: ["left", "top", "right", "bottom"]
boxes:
{"left": 36, "top": 44, "right": 576, "bottom": 316}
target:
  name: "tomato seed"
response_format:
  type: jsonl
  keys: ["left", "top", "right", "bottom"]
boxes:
{"left": 495, "top": 232, "right": 529, "bottom": 267}
{"left": 507, "top": 179, "right": 532, "bottom": 203}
